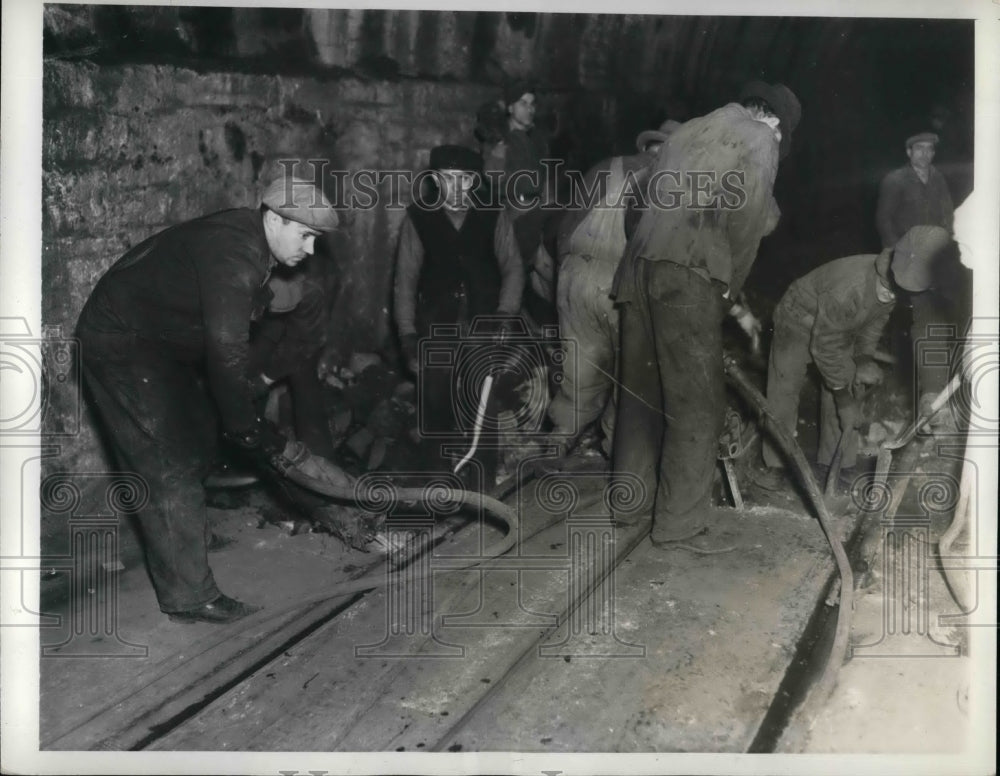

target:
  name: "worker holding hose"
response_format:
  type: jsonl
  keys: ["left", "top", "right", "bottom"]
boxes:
{"left": 753, "top": 224, "right": 953, "bottom": 491}
{"left": 78, "top": 174, "right": 350, "bottom": 625}
{"left": 393, "top": 144, "right": 525, "bottom": 484}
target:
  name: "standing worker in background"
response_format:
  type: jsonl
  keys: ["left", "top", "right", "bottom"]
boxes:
{"left": 393, "top": 144, "right": 525, "bottom": 482}
{"left": 484, "top": 81, "right": 557, "bottom": 324}
{"left": 77, "top": 176, "right": 341, "bottom": 625}
{"left": 753, "top": 225, "right": 952, "bottom": 491}
{"left": 611, "top": 81, "right": 800, "bottom": 545}
{"left": 876, "top": 131, "right": 966, "bottom": 429}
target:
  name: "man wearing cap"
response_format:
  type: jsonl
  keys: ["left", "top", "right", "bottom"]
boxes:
{"left": 546, "top": 120, "right": 678, "bottom": 456}
{"left": 753, "top": 225, "right": 953, "bottom": 491}
{"left": 77, "top": 175, "right": 340, "bottom": 624}
{"left": 610, "top": 81, "right": 800, "bottom": 545}
{"left": 876, "top": 133, "right": 954, "bottom": 250}
{"left": 393, "top": 144, "right": 524, "bottom": 477}
{"left": 483, "top": 81, "right": 557, "bottom": 323}
{"left": 877, "top": 132, "right": 965, "bottom": 427}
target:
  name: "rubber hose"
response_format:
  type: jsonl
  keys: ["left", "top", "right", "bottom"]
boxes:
{"left": 723, "top": 355, "right": 854, "bottom": 707}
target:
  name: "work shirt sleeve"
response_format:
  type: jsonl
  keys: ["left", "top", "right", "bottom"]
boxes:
{"left": 393, "top": 215, "right": 425, "bottom": 337}
{"left": 875, "top": 173, "right": 902, "bottom": 249}
{"left": 854, "top": 305, "right": 893, "bottom": 359}
{"left": 495, "top": 208, "right": 526, "bottom": 314}
{"left": 810, "top": 296, "right": 861, "bottom": 391}
{"left": 199, "top": 249, "right": 266, "bottom": 435}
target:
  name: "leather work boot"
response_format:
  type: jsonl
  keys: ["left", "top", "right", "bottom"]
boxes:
{"left": 167, "top": 593, "right": 261, "bottom": 625}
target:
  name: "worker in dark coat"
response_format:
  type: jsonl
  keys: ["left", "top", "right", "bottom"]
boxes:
{"left": 77, "top": 176, "right": 339, "bottom": 624}
{"left": 610, "top": 81, "right": 800, "bottom": 546}
{"left": 754, "top": 225, "right": 953, "bottom": 491}
{"left": 393, "top": 144, "right": 524, "bottom": 481}
{"left": 483, "top": 81, "right": 556, "bottom": 323}
{"left": 877, "top": 131, "right": 967, "bottom": 422}
{"left": 876, "top": 132, "right": 954, "bottom": 249}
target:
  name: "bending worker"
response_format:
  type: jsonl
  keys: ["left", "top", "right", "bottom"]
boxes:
{"left": 77, "top": 175, "right": 341, "bottom": 625}
{"left": 754, "top": 225, "right": 952, "bottom": 491}
{"left": 611, "top": 81, "right": 800, "bottom": 546}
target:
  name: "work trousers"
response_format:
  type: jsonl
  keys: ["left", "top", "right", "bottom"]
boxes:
{"left": 611, "top": 260, "right": 727, "bottom": 540}
{"left": 761, "top": 304, "right": 856, "bottom": 470}
{"left": 77, "top": 325, "right": 221, "bottom": 613}
{"left": 548, "top": 252, "right": 619, "bottom": 452}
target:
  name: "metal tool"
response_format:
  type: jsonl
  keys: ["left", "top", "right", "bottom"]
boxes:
{"left": 718, "top": 409, "right": 751, "bottom": 510}
{"left": 453, "top": 335, "right": 522, "bottom": 476}
{"left": 874, "top": 373, "right": 962, "bottom": 481}
{"left": 825, "top": 383, "right": 866, "bottom": 500}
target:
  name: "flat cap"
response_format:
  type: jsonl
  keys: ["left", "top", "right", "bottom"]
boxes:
{"left": 429, "top": 144, "right": 482, "bottom": 174}
{"left": 261, "top": 176, "right": 339, "bottom": 232}
{"left": 906, "top": 132, "right": 940, "bottom": 149}
{"left": 890, "top": 225, "right": 952, "bottom": 292}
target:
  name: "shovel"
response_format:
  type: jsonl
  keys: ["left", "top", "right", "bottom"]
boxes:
{"left": 874, "top": 373, "right": 963, "bottom": 483}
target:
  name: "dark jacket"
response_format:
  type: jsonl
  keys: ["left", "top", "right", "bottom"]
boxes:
{"left": 876, "top": 164, "right": 954, "bottom": 249}
{"left": 78, "top": 208, "right": 273, "bottom": 434}
{"left": 777, "top": 253, "right": 895, "bottom": 391}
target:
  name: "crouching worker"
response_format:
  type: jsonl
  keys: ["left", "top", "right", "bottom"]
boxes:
{"left": 754, "top": 225, "right": 952, "bottom": 491}
{"left": 393, "top": 144, "right": 525, "bottom": 485}
{"left": 77, "top": 175, "right": 346, "bottom": 624}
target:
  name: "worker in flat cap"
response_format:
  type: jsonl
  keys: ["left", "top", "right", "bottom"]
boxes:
{"left": 77, "top": 174, "right": 345, "bottom": 624}
{"left": 753, "top": 225, "right": 954, "bottom": 492}
{"left": 482, "top": 80, "right": 558, "bottom": 325}
{"left": 876, "top": 132, "right": 954, "bottom": 250}
{"left": 610, "top": 81, "right": 800, "bottom": 547}
{"left": 876, "top": 131, "right": 965, "bottom": 427}
{"left": 393, "top": 144, "right": 525, "bottom": 482}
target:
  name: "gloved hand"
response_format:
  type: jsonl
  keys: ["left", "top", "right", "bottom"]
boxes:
{"left": 853, "top": 357, "right": 884, "bottom": 391}
{"left": 833, "top": 388, "right": 861, "bottom": 430}
{"left": 729, "top": 301, "right": 762, "bottom": 355}
{"left": 400, "top": 333, "right": 419, "bottom": 375}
